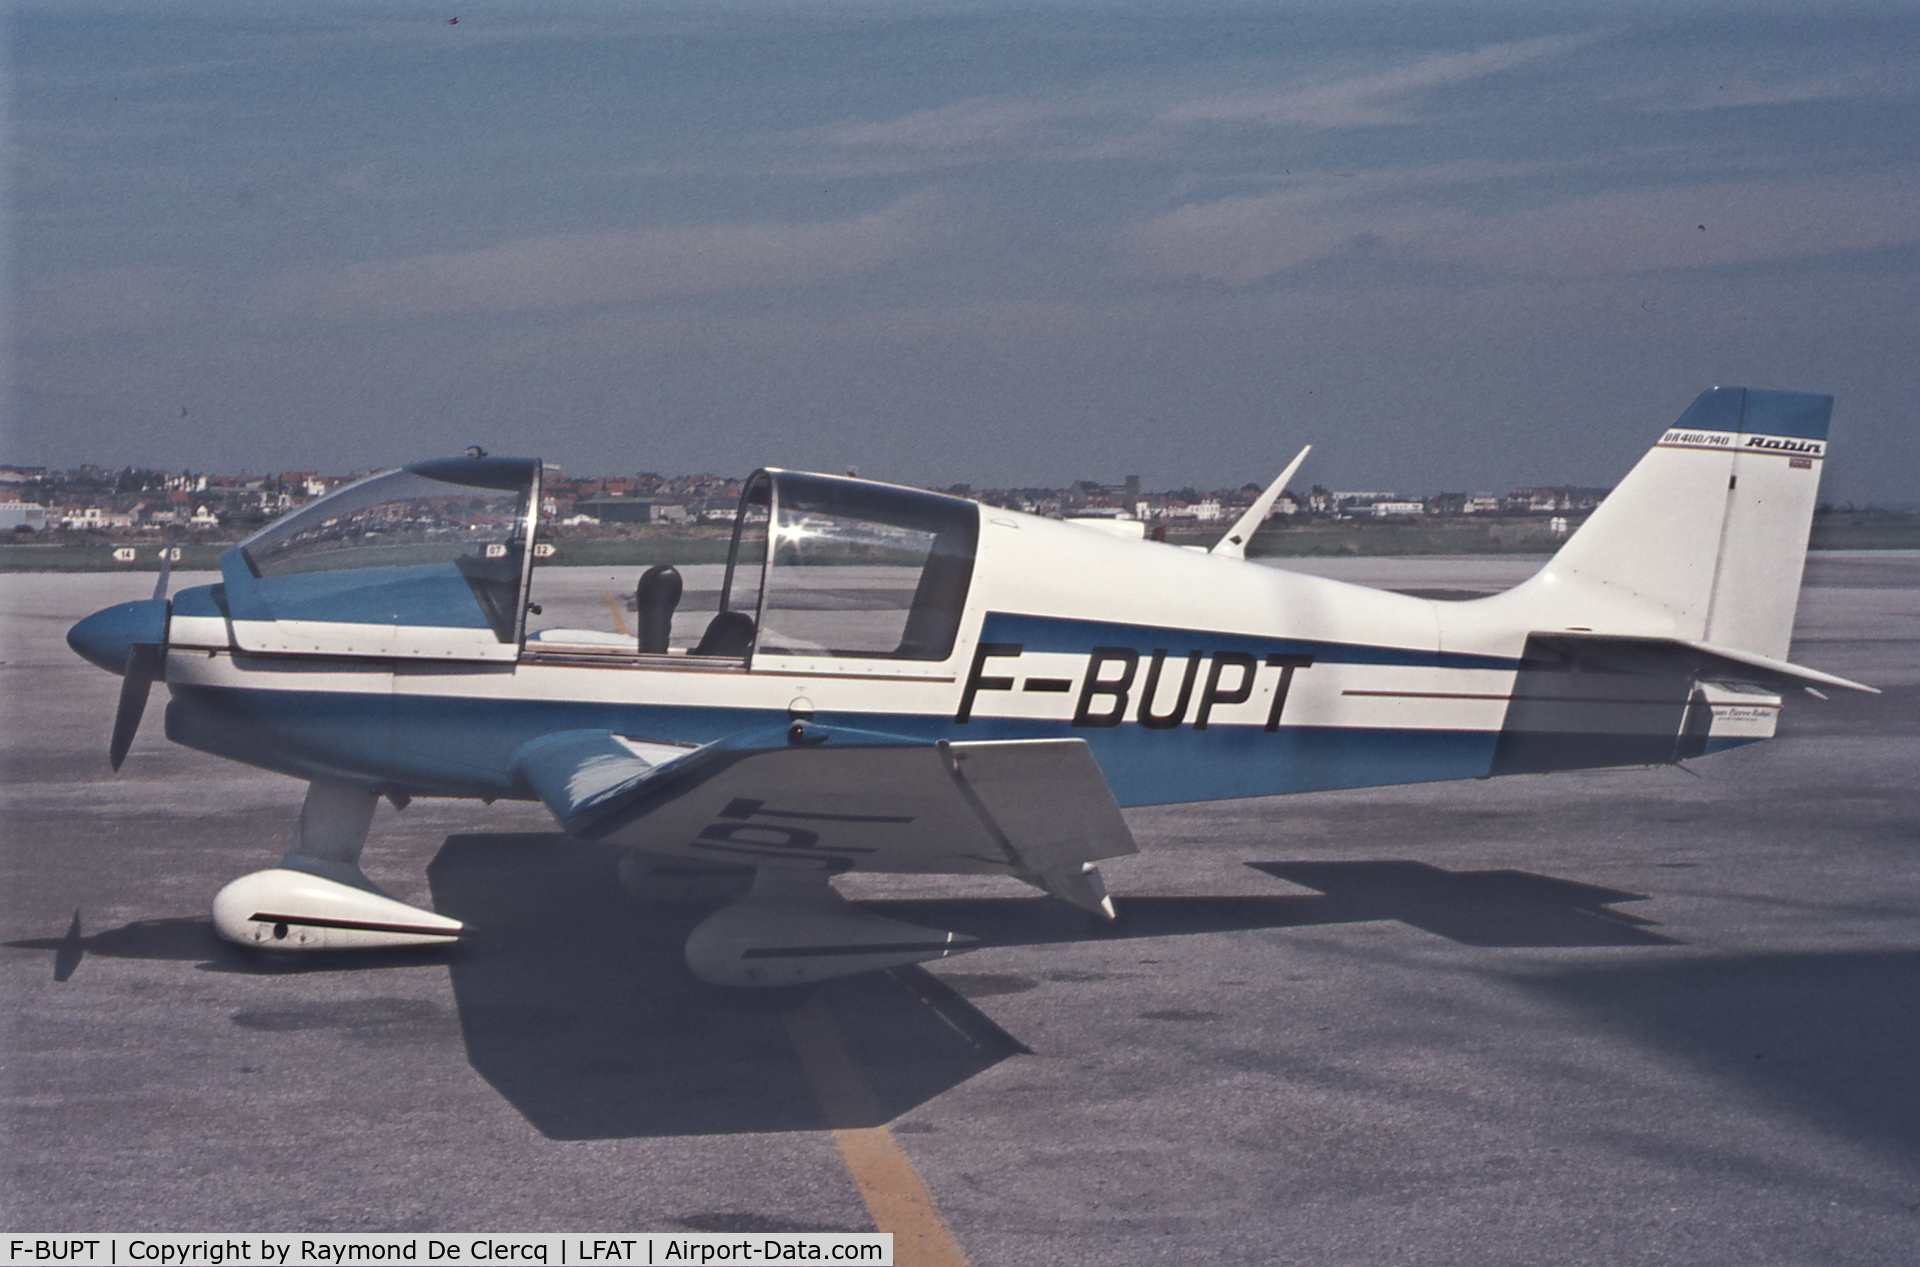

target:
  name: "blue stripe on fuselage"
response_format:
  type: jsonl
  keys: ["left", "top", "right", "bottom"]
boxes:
{"left": 979, "top": 611, "right": 1515, "bottom": 671}
{"left": 165, "top": 680, "right": 1496, "bottom": 809}
{"left": 943, "top": 712, "right": 1497, "bottom": 804}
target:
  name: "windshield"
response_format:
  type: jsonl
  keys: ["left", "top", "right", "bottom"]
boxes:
{"left": 226, "top": 457, "right": 539, "bottom": 644}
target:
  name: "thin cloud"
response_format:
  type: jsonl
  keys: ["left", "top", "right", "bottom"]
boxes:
{"left": 1118, "top": 185, "right": 1360, "bottom": 284}
{"left": 1638, "top": 71, "right": 1917, "bottom": 113}
{"left": 793, "top": 32, "right": 1602, "bottom": 172}
{"left": 256, "top": 192, "right": 943, "bottom": 321}
{"left": 1401, "top": 173, "right": 1920, "bottom": 275}
{"left": 812, "top": 97, "right": 1097, "bottom": 152}
{"left": 1119, "top": 169, "right": 1920, "bottom": 284}
{"left": 787, "top": 95, "right": 1119, "bottom": 174}
{"left": 1159, "top": 32, "right": 1599, "bottom": 130}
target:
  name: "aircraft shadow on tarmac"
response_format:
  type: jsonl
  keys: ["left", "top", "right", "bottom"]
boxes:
{"left": 865, "top": 859, "right": 1680, "bottom": 951}
{"left": 418, "top": 832, "right": 1032, "bottom": 1141}
{"left": 7, "top": 839, "right": 1678, "bottom": 1141}
{"left": 413, "top": 837, "right": 1681, "bottom": 1141}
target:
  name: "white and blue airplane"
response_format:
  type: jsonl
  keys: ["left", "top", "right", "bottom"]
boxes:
{"left": 67, "top": 387, "right": 1872, "bottom": 986}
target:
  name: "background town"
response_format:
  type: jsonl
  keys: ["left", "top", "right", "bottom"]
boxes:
{"left": 2, "top": 462, "right": 1912, "bottom": 564}
{"left": 0, "top": 461, "right": 1634, "bottom": 532}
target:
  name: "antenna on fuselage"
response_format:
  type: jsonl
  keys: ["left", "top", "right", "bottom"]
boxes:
{"left": 1212, "top": 445, "right": 1312, "bottom": 561}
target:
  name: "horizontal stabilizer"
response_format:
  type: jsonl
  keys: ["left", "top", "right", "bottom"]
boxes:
{"left": 1529, "top": 633, "right": 1877, "bottom": 695}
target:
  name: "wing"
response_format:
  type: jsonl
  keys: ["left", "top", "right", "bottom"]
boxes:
{"left": 511, "top": 721, "right": 1137, "bottom": 895}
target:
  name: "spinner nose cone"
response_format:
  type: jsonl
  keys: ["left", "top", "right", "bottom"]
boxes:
{"left": 67, "top": 598, "right": 169, "bottom": 674}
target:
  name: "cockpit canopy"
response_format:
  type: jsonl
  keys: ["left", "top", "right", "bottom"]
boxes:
{"left": 221, "top": 456, "right": 539, "bottom": 660}
{"left": 219, "top": 457, "right": 981, "bottom": 667}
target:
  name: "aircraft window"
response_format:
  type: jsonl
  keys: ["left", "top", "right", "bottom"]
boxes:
{"left": 233, "top": 460, "right": 537, "bottom": 643}
{"left": 520, "top": 475, "right": 758, "bottom": 658}
{"left": 516, "top": 472, "right": 975, "bottom": 664}
{"left": 757, "top": 472, "right": 978, "bottom": 661}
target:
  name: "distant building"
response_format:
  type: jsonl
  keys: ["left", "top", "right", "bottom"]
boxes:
{"left": 63, "top": 506, "right": 135, "bottom": 529}
{"left": 1516, "top": 489, "right": 1563, "bottom": 513}
{"left": 1370, "top": 501, "right": 1425, "bottom": 517}
{"left": 0, "top": 502, "right": 48, "bottom": 531}
{"left": 573, "top": 496, "right": 683, "bottom": 524}
{"left": 1066, "top": 477, "right": 1141, "bottom": 511}
{"left": 1509, "top": 486, "right": 1610, "bottom": 514}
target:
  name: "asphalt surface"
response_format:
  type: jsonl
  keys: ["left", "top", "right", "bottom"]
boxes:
{"left": 3, "top": 554, "right": 1916, "bottom": 1264}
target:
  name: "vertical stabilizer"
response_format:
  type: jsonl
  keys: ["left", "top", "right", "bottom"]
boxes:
{"left": 1536, "top": 387, "right": 1831, "bottom": 660}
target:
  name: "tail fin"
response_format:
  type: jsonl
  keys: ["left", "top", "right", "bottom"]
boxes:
{"left": 1538, "top": 386, "right": 1831, "bottom": 660}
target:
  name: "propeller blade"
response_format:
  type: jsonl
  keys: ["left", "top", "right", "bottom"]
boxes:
{"left": 109, "top": 643, "right": 163, "bottom": 772}
{"left": 152, "top": 531, "right": 177, "bottom": 602}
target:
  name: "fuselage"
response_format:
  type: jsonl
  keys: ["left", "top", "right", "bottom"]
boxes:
{"left": 153, "top": 498, "right": 1771, "bottom": 820}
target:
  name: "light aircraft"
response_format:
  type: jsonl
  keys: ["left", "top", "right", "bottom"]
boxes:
{"left": 67, "top": 387, "right": 1873, "bottom": 986}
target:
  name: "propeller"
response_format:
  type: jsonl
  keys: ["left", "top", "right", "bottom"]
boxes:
{"left": 106, "top": 535, "right": 176, "bottom": 771}
{"left": 152, "top": 532, "right": 175, "bottom": 603}
{"left": 109, "top": 643, "right": 164, "bottom": 771}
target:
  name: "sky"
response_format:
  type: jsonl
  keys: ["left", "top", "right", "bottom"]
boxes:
{"left": 7, "top": 1, "right": 1919, "bottom": 502}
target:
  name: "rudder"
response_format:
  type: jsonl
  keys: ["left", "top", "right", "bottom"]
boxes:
{"left": 1537, "top": 386, "right": 1831, "bottom": 660}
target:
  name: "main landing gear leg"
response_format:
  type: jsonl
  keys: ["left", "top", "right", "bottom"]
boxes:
{"left": 211, "top": 779, "right": 464, "bottom": 951}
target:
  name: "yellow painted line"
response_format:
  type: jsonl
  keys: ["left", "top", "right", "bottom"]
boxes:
{"left": 785, "top": 999, "right": 971, "bottom": 1267}
{"left": 603, "top": 590, "right": 631, "bottom": 637}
